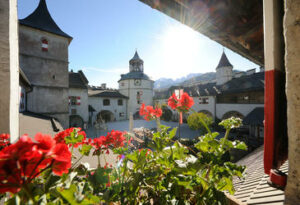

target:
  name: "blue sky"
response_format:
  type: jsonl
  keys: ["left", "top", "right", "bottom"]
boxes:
{"left": 18, "top": 0, "right": 259, "bottom": 88}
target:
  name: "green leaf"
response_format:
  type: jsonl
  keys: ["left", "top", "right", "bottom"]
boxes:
{"left": 58, "top": 185, "right": 80, "bottom": 205}
{"left": 79, "top": 144, "right": 92, "bottom": 156}
{"left": 91, "top": 167, "right": 111, "bottom": 185}
{"left": 233, "top": 141, "right": 247, "bottom": 150}
{"left": 64, "top": 128, "right": 85, "bottom": 145}
{"left": 195, "top": 141, "right": 209, "bottom": 152}
{"left": 168, "top": 127, "right": 178, "bottom": 139}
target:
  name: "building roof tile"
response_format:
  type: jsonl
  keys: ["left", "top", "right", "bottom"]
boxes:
{"left": 216, "top": 52, "right": 233, "bottom": 69}
{"left": 19, "top": 0, "right": 72, "bottom": 39}
{"left": 243, "top": 107, "right": 264, "bottom": 126}
{"left": 119, "top": 71, "right": 151, "bottom": 82}
{"left": 232, "top": 146, "right": 287, "bottom": 204}
{"left": 69, "top": 71, "right": 88, "bottom": 89}
{"left": 88, "top": 90, "right": 128, "bottom": 99}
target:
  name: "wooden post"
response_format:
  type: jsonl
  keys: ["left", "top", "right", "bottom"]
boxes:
{"left": 263, "top": 0, "right": 287, "bottom": 186}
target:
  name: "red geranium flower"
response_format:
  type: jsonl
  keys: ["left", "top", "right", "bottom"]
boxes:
{"left": 54, "top": 127, "right": 87, "bottom": 148}
{"left": 168, "top": 92, "right": 194, "bottom": 112}
{"left": 35, "top": 133, "right": 55, "bottom": 154}
{"left": 0, "top": 132, "right": 73, "bottom": 193}
{"left": 51, "top": 143, "right": 72, "bottom": 176}
{"left": 179, "top": 92, "right": 194, "bottom": 110}
{"left": 168, "top": 93, "right": 179, "bottom": 110}
{"left": 139, "top": 104, "right": 162, "bottom": 121}
{"left": 0, "top": 134, "right": 10, "bottom": 148}
{"left": 139, "top": 103, "right": 146, "bottom": 116}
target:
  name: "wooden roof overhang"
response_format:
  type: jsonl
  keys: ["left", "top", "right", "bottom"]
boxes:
{"left": 139, "top": 0, "right": 264, "bottom": 66}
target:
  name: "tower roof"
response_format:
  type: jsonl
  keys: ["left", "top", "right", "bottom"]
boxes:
{"left": 216, "top": 51, "right": 233, "bottom": 69}
{"left": 19, "top": 0, "right": 72, "bottom": 39}
{"left": 130, "top": 51, "right": 143, "bottom": 63}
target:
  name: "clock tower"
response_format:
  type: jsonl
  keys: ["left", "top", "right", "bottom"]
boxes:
{"left": 118, "top": 51, "right": 154, "bottom": 118}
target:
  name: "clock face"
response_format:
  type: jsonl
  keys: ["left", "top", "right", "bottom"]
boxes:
{"left": 134, "top": 79, "right": 141, "bottom": 86}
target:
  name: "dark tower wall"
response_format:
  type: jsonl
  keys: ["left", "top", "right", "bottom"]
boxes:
{"left": 19, "top": 25, "right": 70, "bottom": 128}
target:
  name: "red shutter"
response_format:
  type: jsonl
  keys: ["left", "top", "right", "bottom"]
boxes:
{"left": 41, "top": 39, "right": 48, "bottom": 51}
{"left": 76, "top": 96, "right": 81, "bottom": 105}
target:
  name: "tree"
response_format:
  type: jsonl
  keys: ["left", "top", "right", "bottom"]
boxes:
{"left": 187, "top": 112, "right": 213, "bottom": 134}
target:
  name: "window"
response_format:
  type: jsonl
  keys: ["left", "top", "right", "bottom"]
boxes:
{"left": 137, "top": 100, "right": 141, "bottom": 104}
{"left": 41, "top": 38, "right": 48, "bottom": 52}
{"left": 103, "top": 99, "right": 110, "bottom": 106}
{"left": 199, "top": 97, "right": 209, "bottom": 104}
{"left": 118, "top": 99, "right": 123, "bottom": 106}
{"left": 137, "top": 91, "right": 143, "bottom": 100}
{"left": 119, "top": 112, "right": 125, "bottom": 117}
{"left": 70, "top": 96, "right": 77, "bottom": 105}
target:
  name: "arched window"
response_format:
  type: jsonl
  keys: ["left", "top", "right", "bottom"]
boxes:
{"left": 103, "top": 99, "right": 110, "bottom": 106}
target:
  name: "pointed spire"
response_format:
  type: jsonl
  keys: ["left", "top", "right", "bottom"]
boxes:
{"left": 216, "top": 51, "right": 233, "bottom": 69}
{"left": 131, "top": 51, "right": 141, "bottom": 61}
{"left": 19, "top": 0, "right": 72, "bottom": 39}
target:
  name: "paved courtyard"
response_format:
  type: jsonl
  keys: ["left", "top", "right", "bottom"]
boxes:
{"left": 86, "top": 119, "right": 200, "bottom": 139}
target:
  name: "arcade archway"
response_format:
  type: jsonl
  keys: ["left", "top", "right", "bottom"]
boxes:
{"left": 97, "top": 110, "right": 114, "bottom": 122}
{"left": 69, "top": 115, "right": 84, "bottom": 128}
{"left": 198, "top": 110, "right": 213, "bottom": 118}
{"left": 222, "top": 111, "right": 244, "bottom": 120}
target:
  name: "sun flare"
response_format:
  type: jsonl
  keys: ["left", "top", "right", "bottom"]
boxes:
{"left": 159, "top": 24, "right": 202, "bottom": 78}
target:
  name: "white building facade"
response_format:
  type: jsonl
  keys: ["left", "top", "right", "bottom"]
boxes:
{"left": 68, "top": 71, "right": 89, "bottom": 128}
{"left": 118, "top": 51, "right": 154, "bottom": 118}
{"left": 88, "top": 89, "right": 128, "bottom": 123}
{"left": 154, "top": 52, "right": 265, "bottom": 130}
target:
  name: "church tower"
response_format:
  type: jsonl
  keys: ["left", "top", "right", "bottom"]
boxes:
{"left": 216, "top": 51, "right": 233, "bottom": 85}
{"left": 129, "top": 51, "right": 144, "bottom": 72}
{"left": 19, "top": 0, "right": 72, "bottom": 128}
{"left": 118, "top": 51, "right": 154, "bottom": 118}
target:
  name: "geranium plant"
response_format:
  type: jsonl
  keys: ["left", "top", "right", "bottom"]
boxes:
{"left": 140, "top": 103, "right": 163, "bottom": 131}
{"left": 0, "top": 93, "right": 246, "bottom": 204}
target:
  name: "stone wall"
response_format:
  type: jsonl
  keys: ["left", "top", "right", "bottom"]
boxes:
{"left": 284, "top": 0, "right": 300, "bottom": 204}
{"left": 0, "top": 0, "right": 19, "bottom": 141}
{"left": 19, "top": 25, "right": 70, "bottom": 128}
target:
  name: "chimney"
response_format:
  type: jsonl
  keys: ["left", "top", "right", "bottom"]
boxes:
{"left": 101, "top": 83, "right": 106, "bottom": 89}
{"left": 246, "top": 68, "right": 256, "bottom": 75}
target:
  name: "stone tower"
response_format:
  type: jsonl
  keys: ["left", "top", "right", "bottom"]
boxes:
{"left": 19, "top": 0, "right": 72, "bottom": 128}
{"left": 118, "top": 51, "right": 154, "bottom": 118}
{"left": 216, "top": 51, "right": 233, "bottom": 85}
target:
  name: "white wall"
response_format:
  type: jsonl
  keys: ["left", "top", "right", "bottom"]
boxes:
{"left": 155, "top": 96, "right": 216, "bottom": 120}
{"left": 0, "top": 0, "right": 19, "bottom": 141}
{"left": 88, "top": 97, "right": 127, "bottom": 122}
{"left": 191, "top": 96, "right": 216, "bottom": 118}
{"left": 119, "top": 79, "right": 153, "bottom": 117}
{"left": 68, "top": 88, "right": 89, "bottom": 122}
{"left": 216, "top": 103, "right": 264, "bottom": 119}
